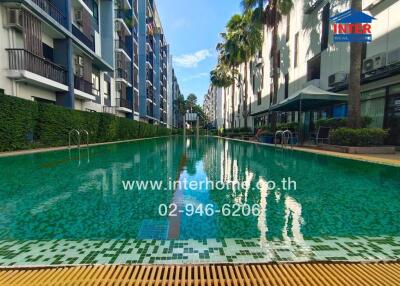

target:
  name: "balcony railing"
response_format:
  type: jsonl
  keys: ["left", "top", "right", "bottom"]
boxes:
{"left": 32, "top": 0, "right": 65, "bottom": 26}
{"left": 7, "top": 49, "right": 66, "bottom": 84}
{"left": 74, "top": 76, "right": 93, "bottom": 95}
{"left": 134, "top": 91, "right": 139, "bottom": 112}
{"left": 117, "top": 97, "right": 132, "bottom": 109}
{"left": 72, "top": 25, "right": 95, "bottom": 51}
{"left": 115, "top": 68, "right": 129, "bottom": 82}
{"left": 82, "top": 0, "right": 93, "bottom": 11}
{"left": 115, "top": 39, "right": 127, "bottom": 52}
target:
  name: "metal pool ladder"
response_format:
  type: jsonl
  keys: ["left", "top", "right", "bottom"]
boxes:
{"left": 68, "top": 129, "right": 89, "bottom": 150}
{"left": 275, "top": 130, "right": 294, "bottom": 150}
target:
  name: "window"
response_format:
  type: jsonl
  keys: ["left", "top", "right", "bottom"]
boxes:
{"left": 92, "top": 73, "right": 100, "bottom": 96}
{"left": 269, "top": 83, "right": 273, "bottom": 105}
{"left": 307, "top": 55, "right": 321, "bottom": 81}
{"left": 93, "top": 0, "right": 99, "bottom": 24}
{"left": 294, "top": 32, "right": 299, "bottom": 68}
{"left": 284, "top": 73, "right": 289, "bottom": 99}
{"left": 74, "top": 55, "right": 84, "bottom": 77}
{"left": 253, "top": 74, "right": 256, "bottom": 92}
{"left": 321, "top": 3, "right": 330, "bottom": 51}
{"left": 104, "top": 80, "right": 110, "bottom": 99}
{"left": 257, "top": 91, "right": 262, "bottom": 105}
{"left": 42, "top": 43, "right": 54, "bottom": 62}
{"left": 286, "top": 14, "right": 290, "bottom": 42}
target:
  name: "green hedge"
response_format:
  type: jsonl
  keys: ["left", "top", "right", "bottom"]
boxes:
{"left": 0, "top": 94, "right": 171, "bottom": 152}
{"left": 330, "top": 128, "right": 388, "bottom": 147}
{"left": 315, "top": 117, "right": 372, "bottom": 129}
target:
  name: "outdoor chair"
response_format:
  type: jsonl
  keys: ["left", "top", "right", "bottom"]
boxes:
{"left": 310, "top": 126, "right": 331, "bottom": 144}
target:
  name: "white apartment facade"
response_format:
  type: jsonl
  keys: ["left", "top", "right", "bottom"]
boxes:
{"left": 208, "top": 0, "right": 400, "bottom": 145}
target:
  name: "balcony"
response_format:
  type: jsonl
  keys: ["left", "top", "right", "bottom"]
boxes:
{"left": 6, "top": 48, "right": 67, "bottom": 89}
{"left": 116, "top": 97, "right": 132, "bottom": 113}
{"left": 32, "top": 0, "right": 65, "bottom": 27}
{"left": 72, "top": 25, "right": 95, "bottom": 51}
{"left": 115, "top": 40, "right": 131, "bottom": 61}
{"left": 115, "top": 68, "right": 129, "bottom": 81}
{"left": 74, "top": 76, "right": 95, "bottom": 100}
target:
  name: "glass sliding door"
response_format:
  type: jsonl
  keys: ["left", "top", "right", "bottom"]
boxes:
{"left": 385, "top": 85, "right": 400, "bottom": 146}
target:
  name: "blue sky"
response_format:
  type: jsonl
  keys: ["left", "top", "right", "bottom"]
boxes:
{"left": 156, "top": 0, "right": 242, "bottom": 104}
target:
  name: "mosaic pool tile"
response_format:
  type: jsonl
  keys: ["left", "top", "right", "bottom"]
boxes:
{"left": 0, "top": 236, "right": 399, "bottom": 267}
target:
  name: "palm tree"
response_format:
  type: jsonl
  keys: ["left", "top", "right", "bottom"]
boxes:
{"left": 224, "top": 12, "right": 263, "bottom": 128}
{"left": 347, "top": 0, "right": 363, "bottom": 128}
{"left": 244, "top": 0, "right": 293, "bottom": 128}
{"left": 210, "top": 63, "right": 234, "bottom": 129}
{"left": 217, "top": 32, "right": 240, "bottom": 128}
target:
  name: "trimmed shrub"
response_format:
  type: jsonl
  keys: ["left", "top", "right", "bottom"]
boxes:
{"left": 0, "top": 95, "right": 38, "bottom": 151}
{"left": 0, "top": 94, "right": 172, "bottom": 152}
{"left": 315, "top": 117, "right": 372, "bottom": 129}
{"left": 330, "top": 128, "right": 388, "bottom": 147}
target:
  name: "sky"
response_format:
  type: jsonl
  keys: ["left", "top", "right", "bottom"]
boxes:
{"left": 156, "top": 0, "right": 242, "bottom": 104}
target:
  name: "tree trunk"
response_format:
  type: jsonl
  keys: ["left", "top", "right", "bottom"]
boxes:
{"left": 243, "top": 61, "right": 249, "bottom": 128}
{"left": 347, "top": 0, "right": 363, "bottom": 128}
{"left": 270, "top": 0, "right": 279, "bottom": 129}
{"left": 231, "top": 69, "right": 236, "bottom": 128}
{"left": 223, "top": 88, "right": 227, "bottom": 129}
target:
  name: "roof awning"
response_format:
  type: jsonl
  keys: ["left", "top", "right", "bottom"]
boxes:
{"left": 269, "top": 85, "right": 348, "bottom": 112}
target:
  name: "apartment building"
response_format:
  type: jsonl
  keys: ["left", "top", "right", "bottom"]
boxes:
{"left": 137, "top": 0, "right": 168, "bottom": 124}
{"left": 209, "top": 0, "right": 400, "bottom": 145}
{"left": 203, "top": 85, "right": 225, "bottom": 129}
{"left": 170, "top": 67, "right": 183, "bottom": 128}
{"left": 0, "top": 0, "right": 178, "bottom": 126}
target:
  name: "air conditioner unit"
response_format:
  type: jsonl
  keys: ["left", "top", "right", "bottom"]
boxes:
{"left": 328, "top": 72, "right": 348, "bottom": 87}
{"left": 387, "top": 48, "right": 400, "bottom": 66}
{"left": 6, "top": 8, "right": 23, "bottom": 31}
{"left": 116, "top": 60, "right": 124, "bottom": 69}
{"left": 78, "top": 67, "right": 84, "bottom": 77}
{"left": 74, "top": 56, "right": 83, "bottom": 66}
{"left": 363, "top": 53, "right": 386, "bottom": 74}
{"left": 74, "top": 10, "right": 83, "bottom": 25}
{"left": 116, "top": 82, "right": 122, "bottom": 91}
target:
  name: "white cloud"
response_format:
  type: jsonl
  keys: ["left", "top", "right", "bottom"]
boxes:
{"left": 182, "top": 72, "right": 209, "bottom": 82}
{"left": 173, "top": 49, "right": 212, "bottom": 68}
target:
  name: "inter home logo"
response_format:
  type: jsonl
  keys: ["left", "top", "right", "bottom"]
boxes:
{"left": 330, "top": 8, "right": 376, "bottom": 43}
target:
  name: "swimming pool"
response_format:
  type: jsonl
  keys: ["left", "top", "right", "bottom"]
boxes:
{"left": 0, "top": 137, "right": 399, "bottom": 266}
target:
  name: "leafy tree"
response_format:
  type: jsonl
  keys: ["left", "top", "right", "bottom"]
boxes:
{"left": 186, "top": 93, "right": 197, "bottom": 112}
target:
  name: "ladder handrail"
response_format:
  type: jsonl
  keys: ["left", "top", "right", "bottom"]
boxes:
{"left": 80, "top": 129, "right": 89, "bottom": 148}
{"left": 69, "top": 129, "right": 80, "bottom": 149}
{"left": 275, "top": 130, "right": 294, "bottom": 150}
{"left": 283, "top": 130, "right": 294, "bottom": 150}
{"left": 274, "top": 130, "right": 284, "bottom": 148}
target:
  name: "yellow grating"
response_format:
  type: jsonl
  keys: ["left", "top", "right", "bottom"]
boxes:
{"left": 0, "top": 262, "right": 399, "bottom": 286}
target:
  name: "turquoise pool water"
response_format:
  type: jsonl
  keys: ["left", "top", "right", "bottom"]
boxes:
{"left": 0, "top": 136, "right": 399, "bottom": 242}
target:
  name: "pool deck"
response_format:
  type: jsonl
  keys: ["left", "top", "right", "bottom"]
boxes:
{"left": 1, "top": 262, "right": 399, "bottom": 285}
{"left": 222, "top": 137, "right": 400, "bottom": 167}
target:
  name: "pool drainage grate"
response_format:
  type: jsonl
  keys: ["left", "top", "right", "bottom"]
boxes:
{"left": 0, "top": 262, "right": 399, "bottom": 285}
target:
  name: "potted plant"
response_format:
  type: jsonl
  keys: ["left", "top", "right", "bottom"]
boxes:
{"left": 258, "top": 127, "right": 275, "bottom": 144}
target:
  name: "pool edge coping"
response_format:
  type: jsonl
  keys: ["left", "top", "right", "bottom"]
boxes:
{"left": 0, "top": 136, "right": 173, "bottom": 158}
{"left": 214, "top": 136, "right": 400, "bottom": 167}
